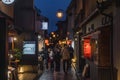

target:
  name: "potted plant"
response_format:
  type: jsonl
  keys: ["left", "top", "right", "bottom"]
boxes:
{"left": 13, "top": 48, "right": 22, "bottom": 60}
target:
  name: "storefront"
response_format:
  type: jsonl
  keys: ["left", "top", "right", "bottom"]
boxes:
{"left": 79, "top": 9, "right": 113, "bottom": 80}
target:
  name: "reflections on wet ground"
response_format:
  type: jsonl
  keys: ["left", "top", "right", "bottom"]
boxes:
{"left": 38, "top": 68, "right": 78, "bottom": 80}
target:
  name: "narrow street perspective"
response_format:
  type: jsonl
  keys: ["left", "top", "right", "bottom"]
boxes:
{"left": 0, "top": 0, "right": 120, "bottom": 80}
{"left": 38, "top": 64, "right": 78, "bottom": 80}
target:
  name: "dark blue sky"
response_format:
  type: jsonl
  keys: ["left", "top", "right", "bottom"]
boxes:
{"left": 34, "top": 0, "right": 71, "bottom": 33}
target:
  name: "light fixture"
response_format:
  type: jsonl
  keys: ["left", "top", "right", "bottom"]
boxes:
{"left": 56, "top": 9, "right": 64, "bottom": 18}
{"left": 13, "top": 37, "right": 17, "bottom": 41}
{"left": 53, "top": 34, "right": 56, "bottom": 38}
{"left": 2, "top": 0, "right": 15, "bottom": 5}
{"left": 75, "top": 37, "right": 77, "bottom": 41}
{"left": 38, "top": 35, "right": 41, "bottom": 39}
{"left": 51, "top": 32, "right": 54, "bottom": 35}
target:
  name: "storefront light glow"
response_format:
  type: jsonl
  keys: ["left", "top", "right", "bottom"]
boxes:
{"left": 38, "top": 35, "right": 41, "bottom": 39}
{"left": 13, "top": 37, "right": 17, "bottom": 41}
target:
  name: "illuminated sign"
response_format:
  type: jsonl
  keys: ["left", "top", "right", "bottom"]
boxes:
{"left": 2, "top": 0, "right": 15, "bottom": 5}
{"left": 23, "top": 41, "right": 36, "bottom": 55}
{"left": 41, "top": 22, "right": 48, "bottom": 30}
{"left": 83, "top": 39, "right": 91, "bottom": 58}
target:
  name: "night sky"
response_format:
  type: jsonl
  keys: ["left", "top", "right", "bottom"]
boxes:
{"left": 34, "top": 0, "right": 72, "bottom": 33}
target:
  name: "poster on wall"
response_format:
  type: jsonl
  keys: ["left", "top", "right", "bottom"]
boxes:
{"left": 23, "top": 41, "right": 36, "bottom": 55}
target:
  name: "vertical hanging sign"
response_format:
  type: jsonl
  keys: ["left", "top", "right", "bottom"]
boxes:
{"left": 83, "top": 38, "right": 91, "bottom": 59}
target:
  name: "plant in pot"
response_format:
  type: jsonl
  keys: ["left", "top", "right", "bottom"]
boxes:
{"left": 13, "top": 48, "right": 22, "bottom": 61}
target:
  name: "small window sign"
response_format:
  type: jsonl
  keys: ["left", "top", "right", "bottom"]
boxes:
{"left": 2, "top": 0, "right": 15, "bottom": 5}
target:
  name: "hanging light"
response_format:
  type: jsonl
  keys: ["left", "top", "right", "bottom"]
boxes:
{"left": 56, "top": 9, "right": 64, "bottom": 18}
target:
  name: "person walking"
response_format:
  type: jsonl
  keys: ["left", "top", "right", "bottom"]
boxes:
{"left": 38, "top": 47, "right": 45, "bottom": 70}
{"left": 68, "top": 44, "right": 74, "bottom": 69}
{"left": 54, "top": 46, "right": 62, "bottom": 72}
{"left": 44, "top": 48, "right": 49, "bottom": 71}
{"left": 61, "top": 44, "right": 70, "bottom": 74}
{"left": 49, "top": 48, "right": 54, "bottom": 70}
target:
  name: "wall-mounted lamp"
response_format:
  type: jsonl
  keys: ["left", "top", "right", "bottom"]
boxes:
{"left": 12, "top": 37, "right": 17, "bottom": 50}
{"left": 38, "top": 35, "right": 41, "bottom": 39}
{"left": 13, "top": 37, "right": 17, "bottom": 41}
{"left": 74, "top": 38, "right": 78, "bottom": 41}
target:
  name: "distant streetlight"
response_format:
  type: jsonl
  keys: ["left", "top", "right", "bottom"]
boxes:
{"left": 53, "top": 34, "right": 56, "bottom": 38}
{"left": 56, "top": 9, "right": 64, "bottom": 18}
{"left": 51, "top": 32, "right": 54, "bottom": 35}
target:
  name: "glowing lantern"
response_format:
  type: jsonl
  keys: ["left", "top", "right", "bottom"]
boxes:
{"left": 83, "top": 39, "right": 91, "bottom": 58}
{"left": 67, "top": 40, "right": 72, "bottom": 45}
{"left": 56, "top": 9, "right": 64, "bottom": 18}
{"left": 45, "top": 39, "right": 49, "bottom": 44}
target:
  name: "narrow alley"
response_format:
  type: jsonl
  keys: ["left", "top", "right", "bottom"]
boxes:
{"left": 0, "top": 0, "right": 120, "bottom": 80}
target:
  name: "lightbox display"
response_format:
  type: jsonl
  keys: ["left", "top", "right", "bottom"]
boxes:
{"left": 41, "top": 22, "right": 48, "bottom": 30}
{"left": 23, "top": 41, "right": 36, "bottom": 55}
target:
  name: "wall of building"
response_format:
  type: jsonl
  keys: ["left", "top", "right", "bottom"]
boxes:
{"left": 113, "top": 6, "right": 120, "bottom": 80}
{"left": 67, "top": 0, "right": 119, "bottom": 80}
{"left": 84, "top": 0, "right": 96, "bottom": 18}
{"left": 14, "top": 0, "right": 35, "bottom": 32}
{"left": 76, "top": 0, "right": 83, "bottom": 15}
{"left": 14, "top": 0, "right": 38, "bottom": 73}
{"left": 0, "top": 2, "right": 14, "bottom": 80}
{"left": 0, "top": 17, "right": 8, "bottom": 80}
{"left": 0, "top": 1, "right": 13, "bottom": 18}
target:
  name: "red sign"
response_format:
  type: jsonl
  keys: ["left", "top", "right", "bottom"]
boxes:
{"left": 83, "top": 39, "right": 91, "bottom": 58}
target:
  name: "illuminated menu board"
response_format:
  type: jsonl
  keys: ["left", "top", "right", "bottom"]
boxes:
{"left": 23, "top": 41, "right": 36, "bottom": 55}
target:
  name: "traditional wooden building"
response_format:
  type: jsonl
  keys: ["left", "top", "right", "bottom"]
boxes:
{"left": 66, "top": 0, "right": 120, "bottom": 80}
{"left": 0, "top": 1, "right": 14, "bottom": 80}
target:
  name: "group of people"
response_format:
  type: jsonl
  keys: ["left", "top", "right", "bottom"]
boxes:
{"left": 38, "top": 44, "right": 74, "bottom": 74}
{"left": 61, "top": 44, "right": 74, "bottom": 73}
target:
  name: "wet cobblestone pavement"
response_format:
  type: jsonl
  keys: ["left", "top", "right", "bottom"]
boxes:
{"left": 38, "top": 68, "right": 78, "bottom": 80}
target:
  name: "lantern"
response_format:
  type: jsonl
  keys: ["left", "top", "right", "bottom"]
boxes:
{"left": 83, "top": 38, "right": 91, "bottom": 59}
